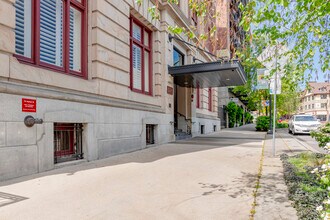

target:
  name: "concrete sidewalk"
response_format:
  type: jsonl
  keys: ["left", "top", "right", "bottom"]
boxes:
{"left": 0, "top": 124, "right": 264, "bottom": 220}
{"left": 255, "top": 129, "right": 321, "bottom": 220}
{"left": 0, "top": 126, "right": 312, "bottom": 220}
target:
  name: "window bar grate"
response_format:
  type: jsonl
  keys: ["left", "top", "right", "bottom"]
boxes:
{"left": 54, "top": 123, "right": 83, "bottom": 164}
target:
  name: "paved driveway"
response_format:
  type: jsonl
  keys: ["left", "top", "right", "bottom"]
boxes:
{"left": 0, "top": 125, "right": 265, "bottom": 220}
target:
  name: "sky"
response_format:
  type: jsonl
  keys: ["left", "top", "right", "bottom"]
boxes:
{"left": 252, "top": 0, "right": 329, "bottom": 85}
{"left": 310, "top": 50, "right": 329, "bottom": 82}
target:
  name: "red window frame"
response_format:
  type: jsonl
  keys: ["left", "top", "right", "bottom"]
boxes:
{"left": 208, "top": 88, "right": 212, "bottom": 111}
{"left": 196, "top": 84, "right": 200, "bottom": 108}
{"left": 130, "top": 16, "right": 153, "bottom": 95}
{"left": 14, "top": 0, "right": 88, "bottom": 78}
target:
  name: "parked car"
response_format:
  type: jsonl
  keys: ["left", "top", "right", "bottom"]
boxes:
{"left": 288, "top": 115, "right": 321, "bottom": 135}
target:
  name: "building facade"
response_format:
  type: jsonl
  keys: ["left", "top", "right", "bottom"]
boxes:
{"left": 215, "top": 0, "right": 249, "bottom": 127}
{"left": 299, "top": 82, "right": 330, "bottom": 122}
{"left": 0, "top": 0, "right": 242, "bottom": 181}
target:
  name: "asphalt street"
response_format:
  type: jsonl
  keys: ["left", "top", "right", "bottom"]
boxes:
{"left": 277, "top": 128, "right": 324, "bottom": 153}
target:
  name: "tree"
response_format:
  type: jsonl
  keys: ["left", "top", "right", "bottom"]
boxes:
{"left": 227, "top": 101, "right": 238, "bottom": 128}
{"left": 245, "top": 111, "right": 253, "bottom": 124}
{"left": 237, "top": 106, "right": 244, "bottom": 126}
{"left": 233, "top": 34, "right": 301, "bottom": 116}
{"left": 240, "top": 0, "right": 330, "bottom": 81}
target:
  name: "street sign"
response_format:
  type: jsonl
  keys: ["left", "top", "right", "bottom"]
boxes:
{"left": 256, "top": 69, "right": 269, "bottom": 90}
{"left": 262, "top": 100, "right": 270, "bottom": 106}
{"left": 269, "top": 77, "right": 281, "bottom": 94}
{"left": 257, "top": 44, "right": 288, "bottom": 76}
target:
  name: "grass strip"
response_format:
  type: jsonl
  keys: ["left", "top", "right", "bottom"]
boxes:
{"left": 249, "top": 134, "right": 266, "bottom": 220}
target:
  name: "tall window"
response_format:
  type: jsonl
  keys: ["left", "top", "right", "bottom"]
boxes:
{"left": 173, "top": 47, "right": 184, "bottom": 66}
{"left": 321, "top": 94, "right": 327, "bottom": 99}
{"left": 196, "top": 84, "right": 200, "bottom": 108}
{"left": 130, "top": 17, "right": 152, "bottom": 94}
{"left": 208, "top": 88, "right": 212, "bottom": 111}
{"left": 14, "top": 0, "right": 87, "bottom": 77}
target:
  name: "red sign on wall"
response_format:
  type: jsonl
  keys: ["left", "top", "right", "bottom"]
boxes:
{"left": 167, "top": 86, "right": 173, "bottom": 95}
{"left": 22, "top": 98, "right": 37, "bottom": 112}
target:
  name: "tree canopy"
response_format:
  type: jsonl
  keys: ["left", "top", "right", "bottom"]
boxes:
{"left": 240, "top": 0, "right": 330, "bottom": 81}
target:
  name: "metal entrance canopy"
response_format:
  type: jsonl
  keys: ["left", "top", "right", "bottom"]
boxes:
{"left": 168, "top": 60, "right": 247, "bottom": 88}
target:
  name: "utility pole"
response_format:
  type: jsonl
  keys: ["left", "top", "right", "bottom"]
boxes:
{"left": 268, "top": 87, "right": 273, "bottom": 134}
{"left": 327, "top": 99, "right": 329, "bottom": 123}
{"left": 272, "top": 44, "right": 278, "bottom": 157}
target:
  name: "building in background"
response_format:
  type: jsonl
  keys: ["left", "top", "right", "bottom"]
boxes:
{"left": 215, "top": 0, "right": 249, "bottom": 126}
{"left": 299, "top": 82, "right": 330, "bottom": 122}
{"left": 0, "top": 0, "right": 246, "bottom": 181}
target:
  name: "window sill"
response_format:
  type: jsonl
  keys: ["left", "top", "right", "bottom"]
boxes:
{"left": 14, "top": 54, "right": 87, "bottom": 80}
{"left": 131, "top": 87, "right": 153, "bottom": 96}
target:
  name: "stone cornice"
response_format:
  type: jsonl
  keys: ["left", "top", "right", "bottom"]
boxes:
{"left": 0, "top": 80, "right": 165, "bottom": 113}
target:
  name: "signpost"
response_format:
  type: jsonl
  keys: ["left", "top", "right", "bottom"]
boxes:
{"left": 269, "top": 77, "right": 281, "bottom": 95}
{"left": 257, "top": 43, "right": 287, "bottom": 157}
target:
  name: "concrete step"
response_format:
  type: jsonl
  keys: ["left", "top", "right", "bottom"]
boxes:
{"left": 175, "top": 132, "right": 192, "bottom": 141}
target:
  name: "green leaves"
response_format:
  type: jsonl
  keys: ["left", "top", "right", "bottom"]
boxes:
{"left": 280, "top": 0, "right": 289, "bottom": 8}
{"left": 148, "top": 6, "right": 160, "bottom": 20}
{"left": 227, "top": 101, "right": 238, "bottom": 128}
{"left": 135, "top": 0, "right": 142, "bottom": 6}
{"left": 168, "top": 26, "right": 184, "bottom": 35}
{"left": 240, "top": 0, "right": 330, "bottom": 85}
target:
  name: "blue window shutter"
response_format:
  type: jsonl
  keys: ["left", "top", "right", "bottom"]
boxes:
{"left": 15, "top": 0, "right": 25, "bottom": 55}
{"left": 69, "top": 9, "right": 74, "bottom": 70}
{"left": 40, "top": 0, "right": 56, "bottom": 64}
{"left": 40, "top": 0, "right": 62, "bottom": 66}
{"left": 132, "top": 44, "right": 142, "bottom": 90}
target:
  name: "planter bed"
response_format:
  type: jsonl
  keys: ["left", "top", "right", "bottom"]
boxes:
{"left": 281, "top": 153, "right": 330, "bottom": 219}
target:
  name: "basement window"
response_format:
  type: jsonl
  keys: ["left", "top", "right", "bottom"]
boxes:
{"left": 201, "top": 125, "right": 205, "bottom": 134}
{"left": 146, "top": 124, "right": 155, "bottom": 145}
{"left": 54, "top": 123, "right": 83, "bottom": 164}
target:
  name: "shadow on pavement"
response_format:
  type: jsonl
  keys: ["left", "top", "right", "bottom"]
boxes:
{"left": 198, "top": 171, "right": 258, "bottom": 199}
{"left": 0, "top": 192, "right": 28, "bottom": 208}
{"left": 255, "top": 172, "right": 292, "bottom": 206}
{"left": 0, "top": 124, "right": 265, "bottom": 187}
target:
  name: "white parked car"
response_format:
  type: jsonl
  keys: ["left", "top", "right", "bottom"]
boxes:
{"left": 288, "top": 115, "right": 321, "bottom": 135}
